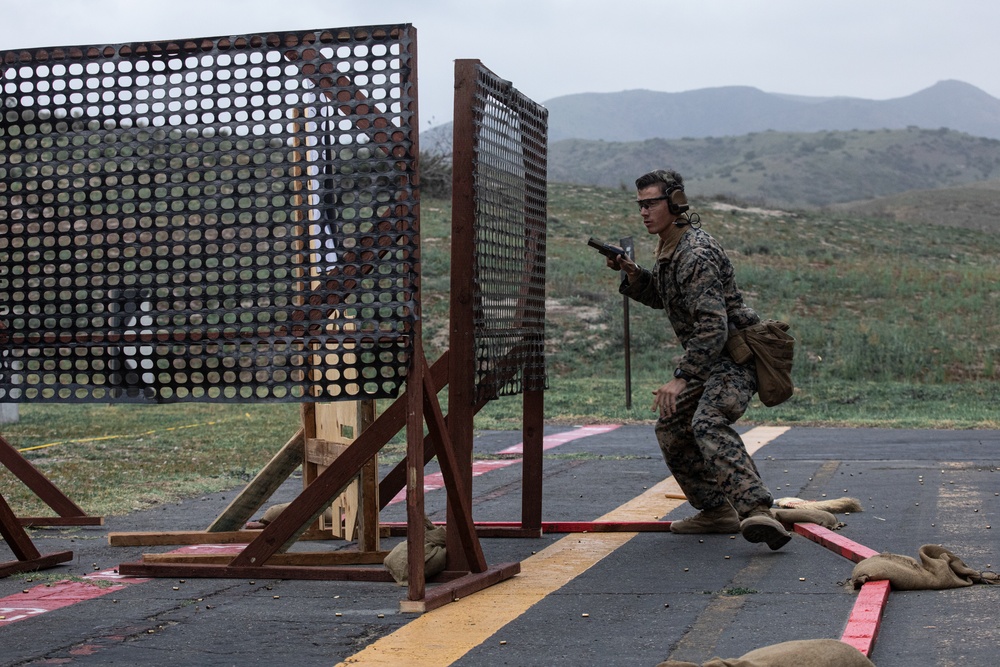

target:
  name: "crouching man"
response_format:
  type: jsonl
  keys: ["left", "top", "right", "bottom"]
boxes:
{"left": 606, "top": 168, "right": 790, "bottom": 550}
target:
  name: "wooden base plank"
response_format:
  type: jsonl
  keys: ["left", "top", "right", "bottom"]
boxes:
{"left": 399, "top": 561, "right": 521, "bottom": 613}
{"left": 109, "top": 530, "right": 266, "bottom": 547}
{"left": 18, "top": 516, "right": 104, "bottom": 527}
{"left": 0, "top": 550, "right": 74, "bottom": 578}
{"left": 793, "top": 523, "right": 880, "bottom": 563}
{"left": 140, "top": 550, "right": 390, "bottom": 566}
{"left": 841, "top": 579, "right": 891, "bottom": 657}
{"left": 108, "top": 528, "right": 342, "bottom": 547}
{"left": 118, "top": 561, "right": 398, "bottom": 581}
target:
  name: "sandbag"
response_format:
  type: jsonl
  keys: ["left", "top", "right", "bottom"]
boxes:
{"left": 656, "top": 638, "right": 875, "bottom": 667}
{"left": 772, "top": 507, "right": 843, "bottom": 530}
{"left": 775, "top": 497, "right": 863, "bottom": 514}
{"left": 383, "top": 517, "right": 448, "bottom": 586}
{"left": 256, "top": 502, "right": 335, "bottom": 526}
{"left": 851, "top": 544, "right": 999, "bottom": 590}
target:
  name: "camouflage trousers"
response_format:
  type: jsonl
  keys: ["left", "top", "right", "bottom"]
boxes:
{"left": 654, "top": 357, "right": 773, "bottom": 517}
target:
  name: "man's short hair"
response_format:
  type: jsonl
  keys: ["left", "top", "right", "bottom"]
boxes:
{"left": 635, "top": 169, "right": 684, "bottom": 195}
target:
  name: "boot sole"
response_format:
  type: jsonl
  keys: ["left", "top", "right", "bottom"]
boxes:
{"left": 741, "top": 522, "right": 792, "bottom": 550}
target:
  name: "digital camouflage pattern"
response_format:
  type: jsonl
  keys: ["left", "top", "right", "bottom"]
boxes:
{"left": 621, "top": 227, "right": 774, "bottom": 516}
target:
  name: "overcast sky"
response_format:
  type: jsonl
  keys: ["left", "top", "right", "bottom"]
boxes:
{"left": 2, "top": 0, "right": 998, "bottom": 129}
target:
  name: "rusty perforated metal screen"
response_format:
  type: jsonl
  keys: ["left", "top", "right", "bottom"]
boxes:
{"left": 470, "top": 65, "right": 547, "bottom": 402}
{"left": 0, "top": 25, "right": 419, "bottom": 403}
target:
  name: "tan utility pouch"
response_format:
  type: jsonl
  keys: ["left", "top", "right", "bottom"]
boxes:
{"left": 726, "top": 320, "right": 795, "bottom": 406}
{"left": 725, "top": 329, "right": 753, "bottom": 364}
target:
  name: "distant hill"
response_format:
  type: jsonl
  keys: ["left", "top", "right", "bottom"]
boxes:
{"left": 546, "top": 127, "right": 1000, "bottom": 209}
{"left": 421, "top": 81, "right": 1000, "bottom": 215}
{"left": 832, "top": 179, "right": 1000, "bottom": 232}
{"left": 423, "top": 80, "right": 1000, "bottom": 147}
{"left": 542, "top": 80, "right": 1000, "bottom": 142}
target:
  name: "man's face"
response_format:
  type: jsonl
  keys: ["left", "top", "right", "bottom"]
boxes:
{"left": 636, "top": 184, "right": 677, "bottom": 236}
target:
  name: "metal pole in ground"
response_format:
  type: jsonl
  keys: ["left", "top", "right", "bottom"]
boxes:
{"left": 620, "top": 236, "right": 634, "bottom": 410}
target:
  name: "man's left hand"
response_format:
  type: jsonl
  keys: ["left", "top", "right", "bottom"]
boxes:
{"left": 652, "top": 378, "right": 687, "bottom": 417}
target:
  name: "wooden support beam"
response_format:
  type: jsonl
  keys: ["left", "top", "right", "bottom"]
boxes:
{"left": 207, "top": 428, "right": 305, "bottom": 532}
{"left": 398, "top": 562, "right": 521, "bottom": 614}
{"left": 0, "top": 491, "right": 74, "bottom": 578}
{"left": 0, "top": 433, "right": 102, "bottom": 526}
{"left": 421, "top": 357, "right": 487, "bottom": 573}
{"left": 118, "top": 561, "right": 398, "bottom": 582}
{"left": 18, "top": 516, "right": 103, "bottom": 527}
{"left": 139, "top": 550, "right": 390, "bottom": 566}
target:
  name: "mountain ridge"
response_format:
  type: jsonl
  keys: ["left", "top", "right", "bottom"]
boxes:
{"left": 541, "top": 80, "right": 1000, "bottom": 142}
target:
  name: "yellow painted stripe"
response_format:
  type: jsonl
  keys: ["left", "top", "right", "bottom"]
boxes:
{"left": 16, "top": 418, "right": 239, "bottom": 452}
{"left": 337, "top": 425, "right": 789, "bottom": 666}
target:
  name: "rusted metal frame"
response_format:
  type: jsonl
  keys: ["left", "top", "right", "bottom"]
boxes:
{"left": 0, "top": 434, "right": 103, "bottom": 527}
{"left": 1, "top": 27, "right": 417, "bottom": 406}
{"left": 0, "top": 490, "right": 74, "bottom": 578}
{"left": 444, "top": 58, "right": 481, "bottom": 573}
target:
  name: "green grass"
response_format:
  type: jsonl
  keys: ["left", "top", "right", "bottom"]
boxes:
{"left": 3, "top": 182, "right": 998, "bottom": 518}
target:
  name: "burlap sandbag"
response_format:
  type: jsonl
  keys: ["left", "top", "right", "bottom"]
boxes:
{"left": 383, "top": 517, "right": 448, "bottom": 586}
{"left": 851, "top": 544, "right": 999, "bottom": 590}
{"left": 257, "top": 502, "right": 335, "bottom": 526}
{"left": 656, "top": 638, "right": 875, "bottom": 667}
{"left": 772, "top": 507, "right": 842, "bottom": 530}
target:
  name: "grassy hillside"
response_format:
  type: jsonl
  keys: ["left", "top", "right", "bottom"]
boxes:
{"left": 427, "top": 182, "right": 1000, "bottom": 429}
{"left": 834, "top": 179, "right": 1000, "bottom": 232}
{"left": 4, "top": 182, "right": 998, "bottom": 518}
{"left": 548, "top": 127, "right": 1000, "bottom": 209}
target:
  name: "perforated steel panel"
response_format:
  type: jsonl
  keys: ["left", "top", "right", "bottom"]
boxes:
{"left": 469, "top": 65, "right": 548, "bottom": 402}
{"left": 0, "top": 25, "right": 419, "bottom": 403}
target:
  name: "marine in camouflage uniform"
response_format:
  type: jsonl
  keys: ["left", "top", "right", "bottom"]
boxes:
{"left": 610, "top": 169, "right": 790, "bottom": 550}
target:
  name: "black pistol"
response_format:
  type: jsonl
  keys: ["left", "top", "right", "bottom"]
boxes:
{"left": 587, "top": 237, "right": 625, "bottom": 260}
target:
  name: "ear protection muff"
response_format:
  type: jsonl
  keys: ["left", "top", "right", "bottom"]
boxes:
{"left": 665, "top": 183, "right": 689, "bottom": 215}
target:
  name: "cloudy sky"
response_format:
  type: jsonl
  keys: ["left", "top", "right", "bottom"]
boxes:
{"left": 2, "top": 0, "right": 998, "bottom": 129}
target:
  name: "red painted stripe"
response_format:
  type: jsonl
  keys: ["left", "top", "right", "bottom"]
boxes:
{"left": 0, "top": 569, "right": 146, "bottom": 627}
{"left": 792, "top": 523, "right": 881, "bottom": 562}
{"left": 840, "top": 579, "right": 891, "bottom": 656}
{"left": 498, "top": 424, "right": 621, "bottom": 455}
{"left": 379, "top": 520, "right": 673, "bottom": 532}
{"left": 388, "top": 425, "right": 621, "bottom": 505}
{"left": 0, "top": 427, "right": 624, "bottom": 626}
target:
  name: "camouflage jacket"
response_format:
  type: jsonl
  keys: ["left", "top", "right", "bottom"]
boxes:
{"left": 619, "top": 227, "right": 760, "bottom": 381}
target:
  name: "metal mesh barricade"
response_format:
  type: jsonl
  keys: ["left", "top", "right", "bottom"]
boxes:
{"left": 468, "top": 65, "right": 547, "bottom": 402}
{"left": 0, "top": 25, "right": 419, "bottom": 403}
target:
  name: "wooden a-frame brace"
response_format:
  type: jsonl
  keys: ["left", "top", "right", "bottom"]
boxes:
{"left": 0, "top": 434, "right": 104, "bottom": 529}
{"left": 0, "top": 435, "right": 81, "bottom": 577}
{"left": 116, "top": 342, "right": 521, "bottom": 612}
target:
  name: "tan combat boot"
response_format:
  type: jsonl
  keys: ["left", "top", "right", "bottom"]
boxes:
{"left": 740, "top": 506, "right": 792, "bottom": 550}
{"left": 669, "top": 504, "right": 740, "bottom": 534}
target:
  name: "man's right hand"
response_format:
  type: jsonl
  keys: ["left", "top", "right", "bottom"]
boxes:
{"left": 606, "top": 253, "right": 640, "bottom": 282}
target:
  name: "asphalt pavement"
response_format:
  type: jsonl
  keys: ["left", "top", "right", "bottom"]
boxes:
{"left": 2, "top": 425, "right": 998, "bottom": 666}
